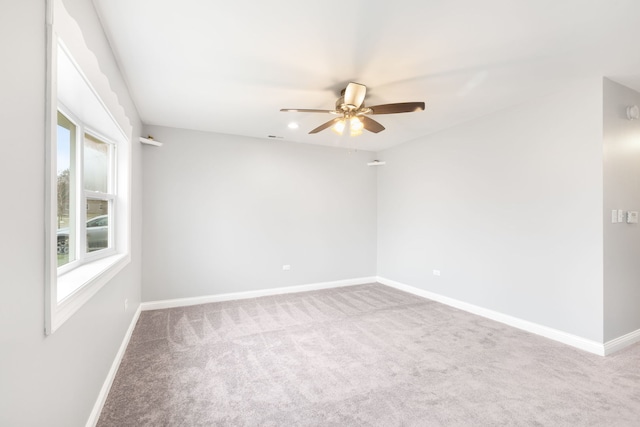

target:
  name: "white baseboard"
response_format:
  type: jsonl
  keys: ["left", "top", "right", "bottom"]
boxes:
{"left": 604, "top": 328, "right": 640, "bottom": 355}
{"left": 377, "top": 276, "right": 606, "bottom": 356}
{"left": 140, "top": 276, "right": 378, "bottom": 311}
{"left": 86, "top": 305, "right": 142, "bottom": 427}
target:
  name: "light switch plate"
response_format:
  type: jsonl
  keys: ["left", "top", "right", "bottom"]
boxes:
{"left": 627, "top": 211, "right": 638, "bottom": 224}
{"left": 618, "top": 210, "right": 625, "bottom": 223}
{"left": 612, "top": 210, "right": 618, "bottom": 223}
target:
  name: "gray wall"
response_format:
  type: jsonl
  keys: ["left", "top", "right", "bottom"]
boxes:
{"left": 141, "top": 126, "right": 378, "bottom": 301}
{"left": 0, "top": 4, "right": 631, "bottom": 425}
{"left": 0, "top": 1, "right": 142, "bottom": 426}
{"left": 603, "top": 78, "right": 640, "bottom": 341}
{"left": 376, "top": 79, "right": 605, "bottom": 342}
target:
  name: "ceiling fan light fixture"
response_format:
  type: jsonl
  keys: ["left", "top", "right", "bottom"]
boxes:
{"left": 332, "top": 119, "right": 345, "bottom": 134}
{"left": 350, "top": 117, "right": 364, "bottom": 132}
{"left": 332, "top": 117, "right": 365, "bottom": 137}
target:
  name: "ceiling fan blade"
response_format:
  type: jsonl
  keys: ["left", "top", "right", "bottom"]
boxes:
{"left": 369, "top": 102, "right": 425, "bottom": 115}
{"left": 280, "top": 108, "right": 335, "bottom": 113}
{"left": 309, "top": 118, "right": 342, "bottom": 134}
{"left": 361, "top": 116, "right": 385, "bottom": 133}
{"left": 343, "top": 82, "right": 367, "bottom": 109}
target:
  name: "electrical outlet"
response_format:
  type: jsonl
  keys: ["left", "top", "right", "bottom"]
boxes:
{"left": 282, "top": 265, "right": 291, "bottom": 271}
{"left": 124, "top": 299, "right": 128, "bottom": 311}
{"left": 433, "top": 269, "right": 441, "bottom": 276}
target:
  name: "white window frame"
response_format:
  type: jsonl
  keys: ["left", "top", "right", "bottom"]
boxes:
{"left": 45, "top": 9, "right": 131, "bottom": 334}
{"left": 56, "top": 107, "right": 118, "bottom": 278}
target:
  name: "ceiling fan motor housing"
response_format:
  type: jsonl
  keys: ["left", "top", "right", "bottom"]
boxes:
{"left": 336, "top": 97, "right": 365, "bottom": 115}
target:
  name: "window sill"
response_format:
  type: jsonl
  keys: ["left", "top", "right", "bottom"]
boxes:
{"left": 49, "top": 252, "right": 130, "bottom": 334}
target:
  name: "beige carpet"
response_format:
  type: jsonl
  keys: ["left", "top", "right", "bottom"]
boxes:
{"left": 98, "top": 283, "right": 640, "bottom": 426}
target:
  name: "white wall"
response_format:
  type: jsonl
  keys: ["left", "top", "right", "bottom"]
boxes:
{"left": 377, "top": 79, "right": 604, "bottom": 342}
{"left": 603, "top": 78, "right": 640, "bottom": 341}
{"left": 141, "top": 126, "right": 378, "bottom": 302}
{"left": 0, "top": 1, "right": 142, "bottom": 426}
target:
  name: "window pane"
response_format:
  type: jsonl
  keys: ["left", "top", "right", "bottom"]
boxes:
{"left": 86, "top": 200, "right": 109, "bottom": 252}
{"left": 84, "top": 134, "right": 110, "bottom": 193}
{"left": 57, "top": 112, "right": 76, "bottom": 267}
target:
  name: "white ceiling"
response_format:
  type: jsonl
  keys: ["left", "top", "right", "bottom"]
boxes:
{"left": 94, "top": 0, "right": 640, "bottom": 151}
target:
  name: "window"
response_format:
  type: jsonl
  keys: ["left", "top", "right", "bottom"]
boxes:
{"left": 56, "top": 112, "right": 76, "bottom": 267}
{"left": 56, "top": 111, "right": 116, "bottom": 273}
{"left": 46, "top": 32, "right": 132, "bottom": 334}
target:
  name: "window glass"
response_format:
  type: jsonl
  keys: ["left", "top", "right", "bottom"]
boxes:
{"left": 57, "top": 112, "right": 76, "bottom": 267}
{"left": 84, "top": 133, "right": 110, "bottom": 193}
{"left": 86, "top": 200, "right": 109, "bottom": 252}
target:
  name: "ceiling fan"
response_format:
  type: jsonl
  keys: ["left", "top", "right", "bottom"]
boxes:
{"left": 281, "top": 82, "right": 425, "bottom": 136}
